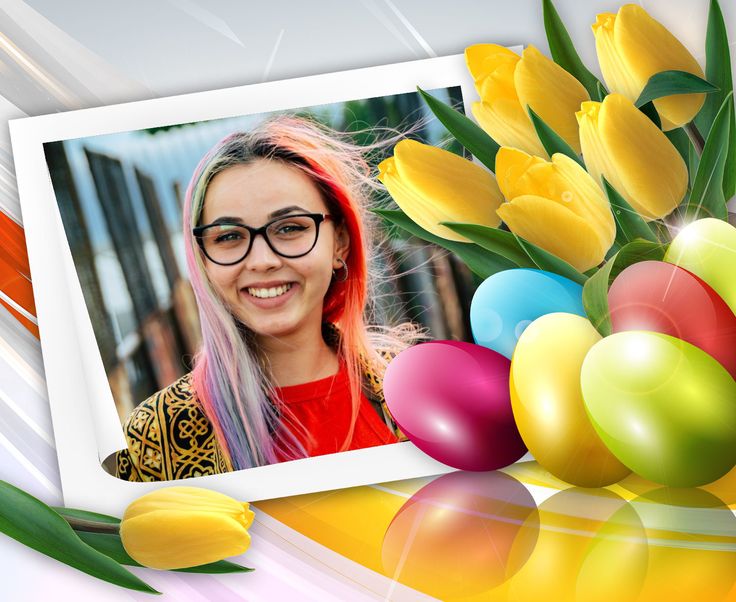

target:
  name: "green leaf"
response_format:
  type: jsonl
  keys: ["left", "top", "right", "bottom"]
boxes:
{"left": 582, "top": 240, "right": 668, "bottom": 336}
{"left": 602, "top": 178, "right": 659, "bottom": 245}
{"left": 686, "top": 93, "right": 732, "bottom": 220}
{"left": 75, "top": 532, "right": 253, "bottom": 574}
{"left": 635, "top": 70, "right": 719, "bottom": 108}
{"left": 53, "top": 507, "right": 120, "bottom": 525}
{"left": 542, "top": 0, "right": 605, "bottom": 100}
{"left": 0, "top": 481, "right": 159, "bottom": 595}
{"left": 513, "top": 234, "right": 588, "bottom": 285}
{"left": 695, "top": 0, "right": 735, "bottom": 199}
{"left": 595, "top": 81, "right": 608, "bottom": 102}
{"left": 439, "top": 222, "right": 534, "bottom": 266}
{"left": 638, "top": 101, "right": 662, "bottom": 129}
{"left": 417, "top": 87, "right": 500, "bottom": 171}
{"left": 441, "top": 221, "right": 587, "bottom": 284}
{"left": 527, "top": 107, "right": 584, "bottom": 166}
{"left": 665, "top": 127, "right": 698, "bottom": 188}
{"left": 372, "top": 209, "right": 517, "bottom": 279}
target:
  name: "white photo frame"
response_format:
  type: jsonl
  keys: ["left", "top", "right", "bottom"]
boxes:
{"left": 9, "top": 54, "right": 480, "bottom": 515}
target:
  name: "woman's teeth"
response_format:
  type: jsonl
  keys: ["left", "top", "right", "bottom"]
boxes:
{"left": 246, "top": 283, "right": 293, "bottom": 298}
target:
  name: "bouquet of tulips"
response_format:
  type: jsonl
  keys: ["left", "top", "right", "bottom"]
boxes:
{"left": 378, "top": 1, "right": 736, "bottom": 489}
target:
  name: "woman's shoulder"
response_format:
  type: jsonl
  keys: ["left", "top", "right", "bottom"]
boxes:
{"left": 115, "top": 373, "right": 231, "bottom": 481}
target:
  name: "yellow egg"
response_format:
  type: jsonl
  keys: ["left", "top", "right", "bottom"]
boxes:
{"left": 510, "top": 313, "right": 630, "bottom": 487}
{"left": 665, "top": 218, "right": 736, "bottom": 314}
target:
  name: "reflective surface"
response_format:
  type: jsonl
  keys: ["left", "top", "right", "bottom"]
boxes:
{"left": 256, "top": 462, "right": 736, "bottom": 601}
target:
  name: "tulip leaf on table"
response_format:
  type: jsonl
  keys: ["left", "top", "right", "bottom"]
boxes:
{"left": 0, "top": 481, "right": 159, "bottom": 595}
{"left": 583, "top": 240, "right": 668, "bottom": 336}
{"left": 417, "top": 87, "right": 500, "bottom": 172}
{"left": 527, "top": 107, "right": 584, "bottom": 166}
{"left": 635, "top": 70, "right": 719, "bottom": 108}
{"left": 602, "top": 178, "right": 659, "bottom": 246}
{"left": 54, "top": 507, "right": 253, "bottom": 574}
{"left": 75, "top": 532, "right": 254, "bottom": 574}
{"left": 685, "top": 93, "right": 732, "bottom": 221}
{"left": 541, "top": 0, "right": 605, "bottom": 101}
{"left": 694, "top": 0, "right": 735, "bottom": 200}
{"left": 373, "top": 209, "right": 517, "bottom": 278}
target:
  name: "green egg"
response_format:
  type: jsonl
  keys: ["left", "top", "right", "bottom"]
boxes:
{"left": 664, "top": 218, "right": 736, "bottom": 314}
{"left": 581, "top": 331, "right": 736, "bottom": 487}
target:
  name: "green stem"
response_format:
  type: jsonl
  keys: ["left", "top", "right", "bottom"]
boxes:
{"left": 64, "top": 516, "right": 120, "bottom": 534}
{"left": 685, "top": 121, "right": 705, "bottom": 155}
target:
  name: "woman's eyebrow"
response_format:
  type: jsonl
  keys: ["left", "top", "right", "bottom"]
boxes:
{"left": 210, "top": 216, "right": 244, "bottom": 225}
{"left": 209, "top": 206, "right": 308, "bottom": 226}
{"left": 268, "top": 205, "right": 308, "bottom": 219}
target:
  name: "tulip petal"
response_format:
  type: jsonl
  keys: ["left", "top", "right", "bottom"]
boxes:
{"left": 378, "top": 140, "right": 503, "bottom": 242}
{"left": 496, "top": 147, "right": 615, "bottom": 249}
{"left": 465, "top": 44, "right": 519, "bottom": 87}
{"left": 123, "top": 486, "right": 249, "bottom": 523}
{"left": 599, "top": 5, "right": 706, "bottom": 129}
{"left": 470, "top": 57, "right": 548, "bottom": 158}
{"left": 514, "top": 45, "right": 590, "bottom": 153}
{"left": 121, "top": 510, "right": 251, "bottom": 570}
{"left": 593, "top": 13, "right": 642, "bottom": 102}
{"left": 472, "top": 100, "right": 547, "bottom": 158}
{"left": 598, "top": 94, "right": 688, "bottom": 220}
{"left": 551, "top": 154, "right": 616, "bottom": 246}
{"left": 497, "top": 195, "right": 609, "bottom": 271}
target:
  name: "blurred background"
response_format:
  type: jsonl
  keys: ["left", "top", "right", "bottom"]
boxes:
{"left": 43, "top": 87, "right": 480, "bottom": 422}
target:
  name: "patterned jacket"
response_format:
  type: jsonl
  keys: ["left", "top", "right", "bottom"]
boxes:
{"left": 115, "top": 323, "right": 404, "bottom": 482}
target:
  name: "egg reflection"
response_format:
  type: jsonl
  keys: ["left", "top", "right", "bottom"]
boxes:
{"left": 381, "top": 470, "right": 539, "bottom": 599}
{"left": 507, "top": 488, "right": 647, "bottom": 602}
{"left": 628, "top": 488, "right": 736, "bottom": 602}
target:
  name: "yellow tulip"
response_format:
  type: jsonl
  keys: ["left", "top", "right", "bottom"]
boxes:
{"left": 495, "top": 147, "right": 615, "bottom": 271}
{"left": 466, "top": 44, "right": 590, "bottom": 156}
{"left": 577, "top": 94, "right": 688, "bottom": 221}
{"left": 120, "top": 486, "right": 255, "bottom": 570}
{"left": 377, "top": 139, "right": 503, "bottom": 242}
{"left": 593, "top": 4, "right": 705, "bottom": 130}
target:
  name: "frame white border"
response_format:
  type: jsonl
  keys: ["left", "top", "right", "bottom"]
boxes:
{"left": 10, "top": 54, "right": 476, "bottom": 515}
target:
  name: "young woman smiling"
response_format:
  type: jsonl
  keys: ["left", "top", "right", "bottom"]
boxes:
{"left": 116, "top": 116, "right": 425, "bottom": 481}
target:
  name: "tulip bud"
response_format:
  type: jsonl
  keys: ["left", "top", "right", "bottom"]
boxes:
{"left": 120, "top": 486, "right": 255, "bottom": 570}
{"left": 466, "top": 44, "right": 590, "bottom": 156}
{"left": 495, "top": 147, "right": 615, "bottom": 272}
{"left": 377, "top": 139, "right": 503, "bottom": 242}
{"left": 577, "top": 94, "right": 688, "bottom": 221}
{"left": 593, "top": 5, "right": 705, "bottom": 130}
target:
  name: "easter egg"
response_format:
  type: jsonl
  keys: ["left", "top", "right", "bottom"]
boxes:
{"left": 383, "top": 340, "right": 527, "bottom": 471}
{"left": 581, "top": 331, "right": 736, "bottom": 487}
{"left": 381, "top": 470, "right": 539, "bottom": 598}
{"left": 510, "top": 313, "right": 630, "bottom": 487}
{"left": 470, "top": 268, "right": 585, "bottom": 358}
{"left": 664, "top": 217, "right": 736, "bottom": 314}
{"left": 608, "top": 260, "right": 736, "bottom": 378}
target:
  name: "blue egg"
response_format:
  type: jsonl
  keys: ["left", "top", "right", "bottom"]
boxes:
{"left": 470, "top": 269, "right": 585, "bottom": 358}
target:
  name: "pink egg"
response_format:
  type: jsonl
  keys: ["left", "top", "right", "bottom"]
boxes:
{"left": 383, "top": 340, "right": 526, "bottom": 470}
{"left": 608, "top": 261, "right": 736, "bottom": 378}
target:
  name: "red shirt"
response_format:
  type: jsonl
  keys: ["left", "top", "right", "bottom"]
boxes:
{"left": 273, "top": 360, "right": 398, "bottom": 461}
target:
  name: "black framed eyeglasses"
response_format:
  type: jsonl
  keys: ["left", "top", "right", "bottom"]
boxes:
{"left": 193, "top": 213, "right": 332, "bottom": 266}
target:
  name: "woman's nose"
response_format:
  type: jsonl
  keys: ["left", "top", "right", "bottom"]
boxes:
{"left": 243, "top": 232, "right": 282, "bottom": 270}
